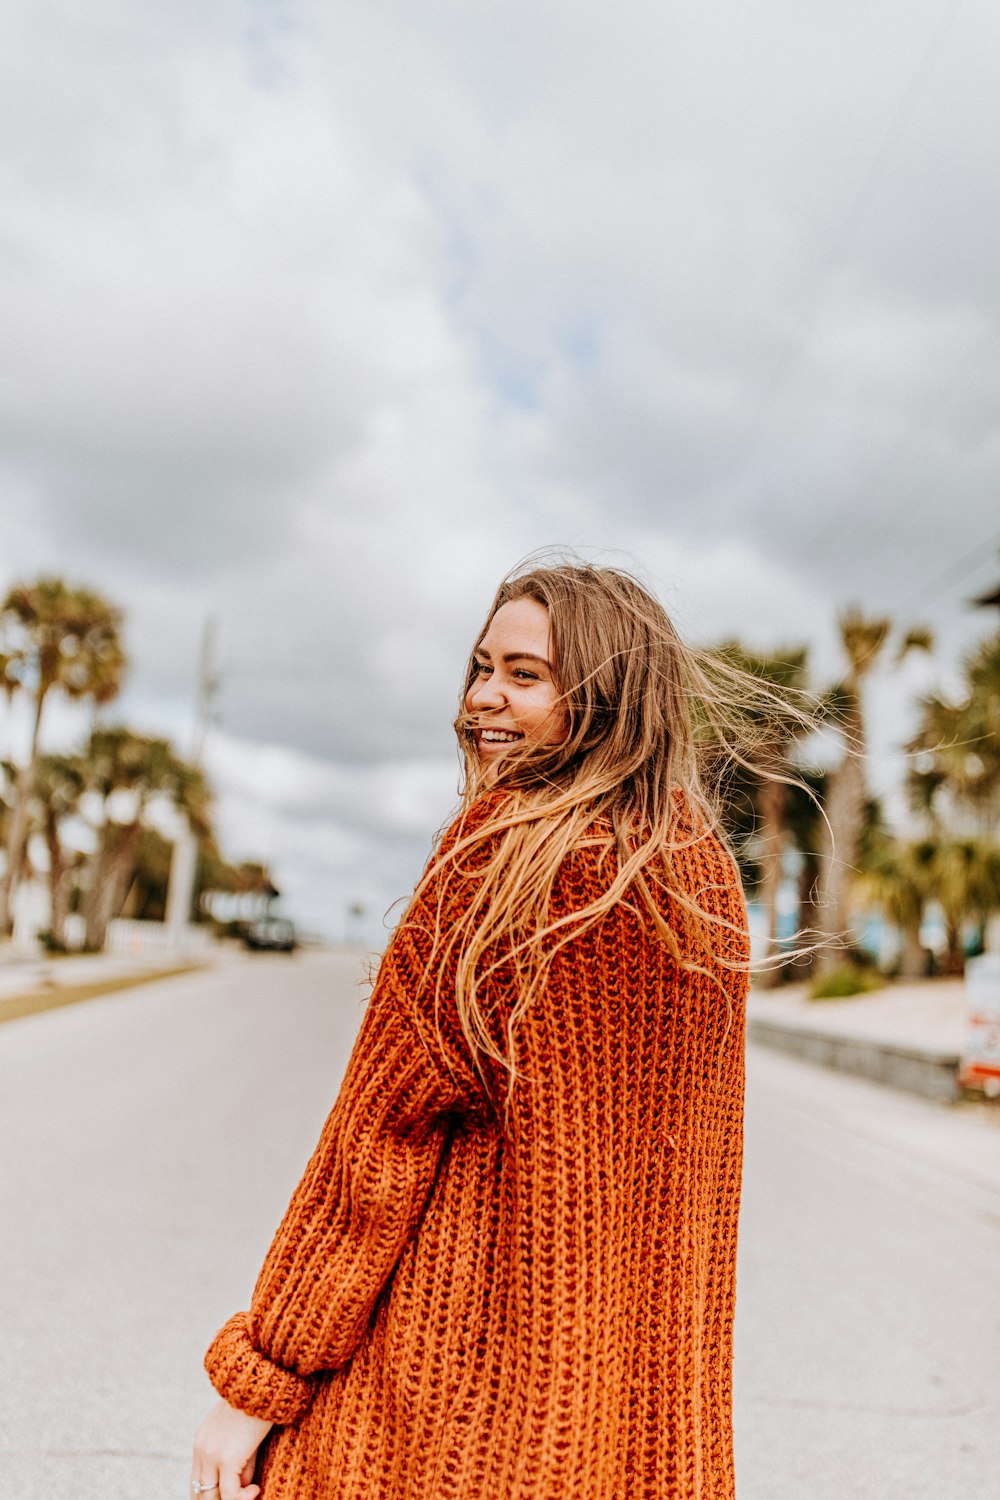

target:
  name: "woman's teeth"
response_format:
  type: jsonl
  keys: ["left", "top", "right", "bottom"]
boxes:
{"left": 480, "top": 729, "right": 523, "bottom": 743}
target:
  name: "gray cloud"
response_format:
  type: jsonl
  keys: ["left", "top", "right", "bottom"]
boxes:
{"left": 3, "top": 0, "right": 999, "bottom": 933}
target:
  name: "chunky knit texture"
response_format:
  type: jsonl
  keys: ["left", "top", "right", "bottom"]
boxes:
{"left": 205, "top": 792, "right": 749, "bottom": 1499}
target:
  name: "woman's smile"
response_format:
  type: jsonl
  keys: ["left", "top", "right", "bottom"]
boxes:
{"left": 475, "top": 726, "right": 525, "bottom": 751}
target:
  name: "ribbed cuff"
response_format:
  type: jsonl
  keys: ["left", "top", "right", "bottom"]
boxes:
{"left": 204, "top": 1312, "right": 315, "bottom": 1425}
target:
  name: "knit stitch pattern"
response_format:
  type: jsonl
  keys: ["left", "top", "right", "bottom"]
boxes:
{"left": 205, "top": 792, "right": 749, "bottom": 1499}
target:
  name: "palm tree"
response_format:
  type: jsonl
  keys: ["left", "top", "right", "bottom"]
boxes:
{"left": 926, "top": 838, "right": 1000, "bottom": 973}
{"left": 907, "top": 630, "right": 1000, "bottom": 832}
{"left": 814, "top": 608, "right": 931, "bottom": 975}
{"left": 76, "top": 727, "right": 211, "bottom": 951}
{"left": 0, "top": 579, "right": 126, "bottom": 934}
{"left": 897, "top": 628, "right": 1000, "bottom": 971}
{"left": 860, "top": 830, "right": 936, "bottom": 979}
{"left": 714, "top": 645, "right": 816, "bottom": 985}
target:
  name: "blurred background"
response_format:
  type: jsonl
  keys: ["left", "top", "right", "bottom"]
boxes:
{"left": 1, "top": 0, "right": 998, "bottom": 957}
{"left": 3, "top": 10, "right": 1000, "bottom": 1498}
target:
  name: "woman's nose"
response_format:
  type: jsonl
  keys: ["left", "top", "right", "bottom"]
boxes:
{"left": 467, "top": 674, "right": 505, "bottom": 712}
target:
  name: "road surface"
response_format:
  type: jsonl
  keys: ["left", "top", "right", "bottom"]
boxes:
{"left": 0, "top": 952, "right": 997, "bottom": 1498}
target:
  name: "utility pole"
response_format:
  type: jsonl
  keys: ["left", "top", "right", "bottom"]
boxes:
{"left": 165, "top": 618, "right": 219, "bottom": 951}
{"left": 190, "top": 616, "right": 220, "bottom": 767}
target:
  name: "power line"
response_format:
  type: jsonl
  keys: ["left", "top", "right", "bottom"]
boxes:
{"left": 728, "top": 0, "right": 969, "bottom": 487}
{"left": 890, "top": 528, "right": 1000, "bottom": 613}
{"left": 824, "top": 0, "right": 966, "bottom": 272}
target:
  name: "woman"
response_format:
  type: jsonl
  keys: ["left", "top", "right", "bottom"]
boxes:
{"left": 192, "top": 562, "right": 764, "bottom": 1500}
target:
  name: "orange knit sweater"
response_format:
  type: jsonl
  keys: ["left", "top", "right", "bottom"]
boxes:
{"left": 205, "top": 793, "right": 749, "bottom": 1499}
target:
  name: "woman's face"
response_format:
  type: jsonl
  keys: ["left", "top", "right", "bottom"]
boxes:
{"left": 465, "top": 598, "right": 569, "bottom": 765}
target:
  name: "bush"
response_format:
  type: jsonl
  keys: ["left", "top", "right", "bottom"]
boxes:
{"left": 809, "top": 966, "right": 885, "bottom": 1000}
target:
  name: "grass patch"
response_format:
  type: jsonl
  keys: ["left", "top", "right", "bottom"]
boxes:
{"left": 0, "top": 965, "right": 205, "bottom": 1026}
{"left": 809, "top": 966, "right": 886, "bottom": 1001}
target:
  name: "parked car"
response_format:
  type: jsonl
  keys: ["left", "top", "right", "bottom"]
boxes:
{"left": 243, "top": 916, "right": 297, "bottom": 953}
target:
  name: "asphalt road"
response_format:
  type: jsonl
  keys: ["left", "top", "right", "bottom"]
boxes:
{"left": 0, "top": 951, "right": 997, "bottom": 1499}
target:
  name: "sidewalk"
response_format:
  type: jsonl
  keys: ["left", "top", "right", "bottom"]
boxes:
{"left": 0, "top": 945, "right": 206, "bottom": 994}
{"left": 0, "top": 938, "right": 346, "bottom": 1025}
{"left": 747, "top": 978, "right": 978, "bottom": 1103}
{"left": 0, "top": 943, "right": 221, "bottom": 1024}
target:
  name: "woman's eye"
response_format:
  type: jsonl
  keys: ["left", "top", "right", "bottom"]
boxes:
{"left": 473, "top": 662, "right": 492, "bottom": 677}
{"left": 513, "top": 669, "right": 538, "bottom": 681}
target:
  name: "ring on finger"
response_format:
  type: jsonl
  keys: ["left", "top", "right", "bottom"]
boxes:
{"left": 191, "top": 1483, "right": 219, "bottom": 1495}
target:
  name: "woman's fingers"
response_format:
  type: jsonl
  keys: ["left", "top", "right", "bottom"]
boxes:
{"left": 217, "top": 1465, "right": 257, "bottom": 1500}
{"left": 188, "top": 1474, "right": 220, "bottom": 1497}
{"left": 217, "top": 1457, "right": 260, "bottom": 1500}
{"left": 192, "top": 1399, "right": 271, "bottom": 1500}
{"left": 199, "top": 1449, "right": 258, "bottom": 1500}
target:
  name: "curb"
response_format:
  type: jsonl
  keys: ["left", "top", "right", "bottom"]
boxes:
{"left": 746, "top": 1017, "right": 961, "bottom": 1104}
{"left": 0, "top": 963, "right": 207, "bottom": 1027}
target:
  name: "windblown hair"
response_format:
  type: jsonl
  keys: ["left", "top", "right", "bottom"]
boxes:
{"left": 405, "top": 559, "right": 818, "bottom": 1095}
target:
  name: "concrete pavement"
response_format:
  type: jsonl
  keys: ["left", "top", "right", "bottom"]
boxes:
{"left": 736, "top": 1044, "right": 1000, "bottom": 1498}
{"left": 0, "top": 950, "right": 361, "bottom": 1499}
{"left": 0, "top": 953, "right": 997, "bottom": 1498}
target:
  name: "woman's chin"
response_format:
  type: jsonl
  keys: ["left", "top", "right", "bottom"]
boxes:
{"left": 477, "top": 755, "right": 503, "bottom": 786}
{"left": 474, "top": 744, "right": 521, "bottom": 784}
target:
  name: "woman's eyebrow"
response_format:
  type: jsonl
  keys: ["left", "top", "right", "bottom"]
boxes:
{"left": 504, "top": 652, "right": 551, "bottom": 668}
{"left": 476, "top": 647, "right": 552, "bottom": 668}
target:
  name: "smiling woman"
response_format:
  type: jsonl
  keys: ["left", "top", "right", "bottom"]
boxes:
{"left": 192, "top": 559, "right": 816, "bottom": 1500}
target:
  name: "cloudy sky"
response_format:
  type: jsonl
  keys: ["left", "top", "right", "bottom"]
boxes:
{"left": 2, "top": 0, "right": 999, "bottom": 940}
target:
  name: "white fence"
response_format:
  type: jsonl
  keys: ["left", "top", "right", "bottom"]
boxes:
{"left": 104, "top": 919, "right": 216, "bottom": 958}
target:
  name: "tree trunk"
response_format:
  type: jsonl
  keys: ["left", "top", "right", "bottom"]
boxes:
{"left": 782, "top": 856, "right": 822, "bottom": 979}
{"left": 0, "top": 689, "right": 47, "bottom": 935}
{"left": 83, "top": 824, "right": 141, "bottom": 951}
{"left": 44, "top": 813, "right": 70, "bottom": 951}
{"left": 898, "top": 925, "right": 927, "bottom": 980}
{"left": 120, "top": 874, "right": 141, "bottom": 919}
{"left": 815, "top": 705, "right": 867, "bottom": 977}
{"left": 756, "top": 777, "right": 787, "bottom": 989}
{"left": 940, "top": 923, "right": 965, "bottom": 977}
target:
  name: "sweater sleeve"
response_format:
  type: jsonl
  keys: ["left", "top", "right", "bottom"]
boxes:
{"left": 204, "top": 804, "right": 499, "bottom": 1424}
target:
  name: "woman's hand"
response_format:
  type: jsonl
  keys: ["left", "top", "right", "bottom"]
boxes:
{"left": 191, "top": 1399, "right": 273, "bottom": 1500}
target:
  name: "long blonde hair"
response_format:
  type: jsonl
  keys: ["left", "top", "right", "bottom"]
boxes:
{"left": 406, "top": 560, "right": 817, "bottom": 1092}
